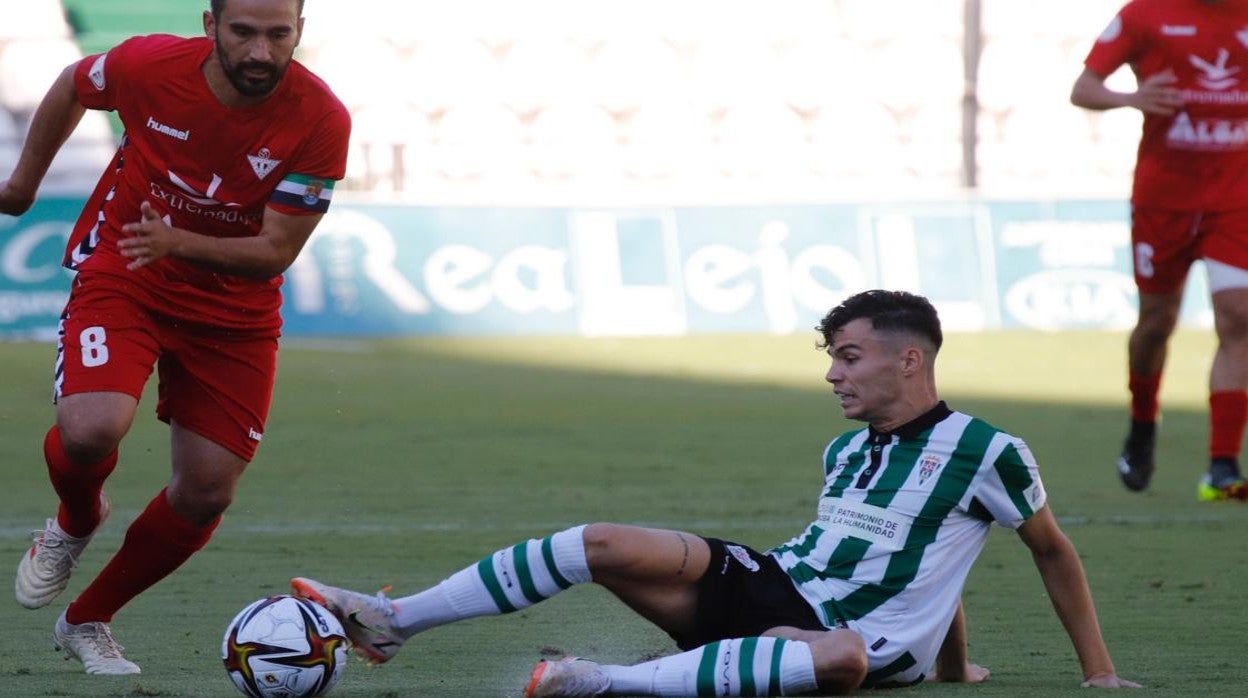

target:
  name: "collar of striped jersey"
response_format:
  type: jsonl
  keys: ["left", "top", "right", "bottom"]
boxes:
{"left": 868, "top": 401, "right": 952, "bottom": 441}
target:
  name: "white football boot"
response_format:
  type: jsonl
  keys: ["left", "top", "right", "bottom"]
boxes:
{"left": 290, "top": 576, "right": 404, "bottom": 664}
{"left": 15, "top": 494, "right": 110, "bottom": 609}
{"left": 54, "top": 610, "right": 141, "bottom": 675}
{"left": 525, "top": 657, "right": 610, "bottom": 698}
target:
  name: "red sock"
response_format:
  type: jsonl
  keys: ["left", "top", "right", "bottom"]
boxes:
{"left": 1129, "top": 373, "right": 1163, "bottom": 423}
{"left": 44, "top": 426, "right": 117, "bottom": 538}
{"left": 1209, "top": 390, "right": 1248, "bottom": 460}
{"left": 67, "top": 488, "right": 219, "bottom": 624}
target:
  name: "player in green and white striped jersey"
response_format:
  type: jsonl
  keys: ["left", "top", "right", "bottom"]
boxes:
{"left": 292, "top": 290, "right": 1139, "bottom": 695}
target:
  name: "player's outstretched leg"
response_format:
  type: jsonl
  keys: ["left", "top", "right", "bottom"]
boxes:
{"left": 525, "top": 657, "right": 609, "bottom": 697}
{"left": 15, "top": 493, "right": 111, "bottom": 609}
{"left": 525, "top": 636, "right": 839, "bottom": 697}
{"left": 53, "top": 609, "right": 140, "bottom": 675}
{"left": 293, "top": 524, "right": 593, "bottom": 664}
{"left": 1116, "top": 420, "right": 1155, "bottom": 492}
{"left": 290, "top": 577, "right": 404, "bottom": 665}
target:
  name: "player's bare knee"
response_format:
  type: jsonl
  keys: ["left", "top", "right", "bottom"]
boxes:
{"left": 167, "top": 482, "right": 234, "bottom": 523}
{"left": 582, "top": 522, "right": 624, "bottom": 568}
{"left": 809, "top": 629, "right": 868, "bottom": 695}
{"left": 56, "top": 418, "right": 125, "bottom": 463}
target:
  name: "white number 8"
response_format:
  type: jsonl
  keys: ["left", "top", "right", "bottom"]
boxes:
{"left": 80, "top": 326, "right": 110, "bottom": 367}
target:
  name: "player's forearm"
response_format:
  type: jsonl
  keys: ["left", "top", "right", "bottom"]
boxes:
{"left": 166, "top": 226, "right": 298, "bottom": 278}
{"left": 7, "top": 64, "right": 86, "bottom": 198}
{"left": 1031, "top": 537, "right": 1117, "bottom": 680}
{"left": 1070, "top": 72, "right": 1132, "bottom": 111}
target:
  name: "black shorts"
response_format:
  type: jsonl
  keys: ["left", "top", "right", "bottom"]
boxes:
{"left": 671, "top": 537, "right": 827, "bottom": 651}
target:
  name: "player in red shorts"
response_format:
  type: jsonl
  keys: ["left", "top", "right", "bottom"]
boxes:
{"left": 0, "top": 0, "right": 350, "bottom": 674}
{"left": 1071, "top": 0, "right": 1248, "bottom": 501}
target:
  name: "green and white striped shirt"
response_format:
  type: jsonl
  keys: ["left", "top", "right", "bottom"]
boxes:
{"left": 769, "top": 402, "right": 1046, "bottom": 687}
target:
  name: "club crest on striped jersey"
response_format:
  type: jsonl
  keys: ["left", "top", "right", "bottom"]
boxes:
{"left": 726, "top": 544, "right": 760, "bottom": 572}
{"left": 916, "top": 453, "right": 944, "bottom": 485}
{"left": 247, "top": 148, "right": 281, "bottom": 180}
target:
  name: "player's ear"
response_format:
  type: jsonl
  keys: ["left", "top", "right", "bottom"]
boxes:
{"left": 900, "top": 345, "right": 925, "bottom": 377}
{"left": 203, "top": 10, "right": 216, "bottom": 40}
{"left": 294, "top": 16, "right": 304, "bottom": 47}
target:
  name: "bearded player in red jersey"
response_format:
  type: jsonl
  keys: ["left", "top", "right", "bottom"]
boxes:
{"left": 1071, "top": 0, "right": 1248, "bottom": 502}
{"left": 0, "top": 0, "right": 350, "bottom": 674}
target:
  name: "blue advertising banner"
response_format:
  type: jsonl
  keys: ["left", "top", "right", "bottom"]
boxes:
{"left": 0, "top": 197, "right": 1212, "bottom": 339}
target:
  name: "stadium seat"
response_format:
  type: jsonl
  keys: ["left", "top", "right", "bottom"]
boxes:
{"left": 0, "top": 39, "right": 83, "bottom": 118}
{"left": 871, "top": 37, "right": 963, "bottom": 114}
{"left": 526, "top": 100, "right": 617, "bottom": 181}
{"left": 687, "top": 34, "right": 776, "bottom": 119}
{"left": 984, "top": 105, "right": 1094, "bottom": 191}
{"left": 352, "top": 104, "right": 432, "bottom": 193}
{"left": 589, "top": 36, "right": 679, "bottom": 123}
{"left": 902, "top": 102, "right": 964, "bottom": 180}
{"left": 982, "top": 0, "right": 1124, "bottom": 39}
{"left": 836, "top": 0, "right": 964, "bottom": 40}
{"left": 772, "top": 36, "right": 870, "bottom": 122}
{"left": 621, "top": 100, "right": 711, "bottom": 181}
{"left": 713, "top": 101, "right": 808, "bottom": 180}
{"left": 976, "top": 37, "right": 1072, "bottom": 113}
{"left": 399, "top": 39, "right": 499, "bottom": 121}
{"left": 808, "top": 100, "right": 906, "bottom": 179}
{"left": 433, "top": 102, "right": 524, "bottom": 181}
{"left": 303, "top": 39, "right": 400, "bottom": 112}
{"left": 499, "top": 37, "right": 588, "bottom": 123}
{"left": 0, "top": 0, "right": 72, "bottom": 40}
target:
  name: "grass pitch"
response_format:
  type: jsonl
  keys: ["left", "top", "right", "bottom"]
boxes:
{"left": 0, "top": 330, "right": 1242, "bottom": 697}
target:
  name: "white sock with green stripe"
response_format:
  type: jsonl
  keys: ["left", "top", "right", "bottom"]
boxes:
{"left": 605, "top": 637, "right": 817, "bottom": 696}
{"left": 392, "top": 525, "right": 590, "bottom": 636}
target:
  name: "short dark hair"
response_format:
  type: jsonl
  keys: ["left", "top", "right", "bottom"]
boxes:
{"left": 816, "top": 289, "right": 943, "bottom": 352}
{"left": 210, "top": 0, "right": 305, "bottom": 20}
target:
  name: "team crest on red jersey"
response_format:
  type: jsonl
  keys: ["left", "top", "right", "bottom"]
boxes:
{"left": 247, "top": 148, "right": 281, "bottom": 180}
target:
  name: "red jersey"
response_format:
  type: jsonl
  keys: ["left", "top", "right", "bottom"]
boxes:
{"left": 1085, "top": 0, "right": 1248, "bottom": 211}
{"left": 66, "top": 34, "right": 351, "bottom": 333}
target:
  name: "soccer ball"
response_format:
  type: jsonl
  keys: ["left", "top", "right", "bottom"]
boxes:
{"left": 222, "top": 594, "right": 349, "bottom": 697}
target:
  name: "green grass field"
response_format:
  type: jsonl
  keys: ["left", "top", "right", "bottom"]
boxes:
{"left": 0, "top": 330, "right": 1243, "bottom": 697}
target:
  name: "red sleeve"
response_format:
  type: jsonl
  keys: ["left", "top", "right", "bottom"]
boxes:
{"left": 267, "top": 100, "right": 351, "bottom": 216}
{"left": 72, "top": 37, "right": 141, "bottom": 111}
{"left": 1084, "top": 4, "right": 1143, "bottom": 78}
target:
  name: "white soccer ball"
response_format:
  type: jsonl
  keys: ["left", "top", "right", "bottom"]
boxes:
{"left": 222, "top": 594, "right": 349, "bottom": 697}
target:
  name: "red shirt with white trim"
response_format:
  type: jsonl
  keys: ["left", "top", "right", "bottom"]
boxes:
{"left": 66, "top": 34, "right": 350, "bottom": 332}
{"left": 1084, "top": 0, "right": 1248, "bottom": 211}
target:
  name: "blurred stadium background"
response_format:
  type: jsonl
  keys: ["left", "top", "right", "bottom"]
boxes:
{"left": 0, "top": 0, "right": 1212, "bottom": 340}
{"left": 2, "top": 0, "right": 1140, "bottom": 201}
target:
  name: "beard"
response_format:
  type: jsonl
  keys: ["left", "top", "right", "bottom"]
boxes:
{"left": 216, "top": 40, "right": 288, "bottom": 97}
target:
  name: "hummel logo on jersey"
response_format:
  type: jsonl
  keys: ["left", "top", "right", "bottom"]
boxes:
{"left": 247, "top": 147, "right": 281, "bottom": 180}
{"left": 146, "top": 116, "right": 190, "bottom": 141}
{"left": 1161, "top": 24, "right": 1196, "bottom": 37}
{"left": 248, "top": 428, "right": 263, "bottom": 442}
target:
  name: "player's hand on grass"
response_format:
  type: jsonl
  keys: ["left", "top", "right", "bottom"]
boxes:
{"left": 0, "top": 179, "right": 36, "bottom": 216}
{"left": 929, "top": 662, "right": 990, "bottom": 683}
{"left": 120, "top": 201, "right": 179, "bottom": 269}
{"left": 1081, "top": 672, "right": 1142, "bottom": 688}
